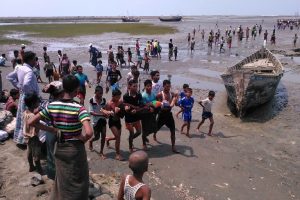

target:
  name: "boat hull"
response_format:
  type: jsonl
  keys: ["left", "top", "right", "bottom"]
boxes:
{"left": 159, "top": 16, "right": 182, "bottom": 22}
{"left": 221, "top": 48, "right": 284, "bottom": 117}
{"left": 121, "top": 18, "right": 140, "bottom": 22}
{"left": 222, "top": 74, "right": 282, "bottom": 116}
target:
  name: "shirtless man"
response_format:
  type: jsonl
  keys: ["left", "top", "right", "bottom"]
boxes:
{"left": 155, "top": 80, "right": 179, "bottom": 153}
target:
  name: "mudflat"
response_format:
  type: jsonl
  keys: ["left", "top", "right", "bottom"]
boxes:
{"left": 0, "top": 16, "right": 299, "bottom": 200}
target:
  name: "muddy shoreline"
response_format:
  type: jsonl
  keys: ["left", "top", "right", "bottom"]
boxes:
{"left": 0, "top": 16, "right": 300, "bottom": 200}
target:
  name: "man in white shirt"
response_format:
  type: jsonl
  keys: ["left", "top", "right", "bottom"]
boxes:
{"left": 6, "top": 51, "right": 39, "bottom": 145}
{"left": 150, "top": 70, "right": 163, "bottom": 96}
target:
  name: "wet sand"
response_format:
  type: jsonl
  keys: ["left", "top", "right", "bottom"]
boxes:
{"left": 0, "top": 16, "right": 300, "bottom": 200}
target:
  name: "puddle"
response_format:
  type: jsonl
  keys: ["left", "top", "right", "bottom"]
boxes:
{"left": 45, "top": 42, "right": 85, "bottom": 51}
{"left": 4, "top": 32, "right": 28, "bottom": 40}
{"left": 199, "top": 59, "right": 220, "bottom": 64}
{"left": 189, "top": 68, "right": 221, "bottom": 79}
{"left": 283, "top": 73, "right": 300, "bottom": 84}
{"left": 160, "top": 74, "right": 223, "bottom": 91}
{"left": 292, "top": 56, "right": 300, "bottom": 64}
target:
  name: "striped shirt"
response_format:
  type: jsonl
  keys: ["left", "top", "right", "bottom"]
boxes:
{"left": 40, "top": 100, "right": 90, "bottom": 140}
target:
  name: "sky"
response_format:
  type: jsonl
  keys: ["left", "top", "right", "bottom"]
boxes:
{"left": 1, "top": 0, "right": 299, "bottom": 17}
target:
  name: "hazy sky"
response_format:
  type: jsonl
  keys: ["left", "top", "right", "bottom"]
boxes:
{"left": 1, "top": 0, "right": 299, "bottom": 17}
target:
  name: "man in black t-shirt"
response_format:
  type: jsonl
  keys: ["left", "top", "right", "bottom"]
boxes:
{"left": 123, "top": 79, "right": 144, "bottom": 152}
{"left": 106, "top": 62, "right": 122, "bottom": 93}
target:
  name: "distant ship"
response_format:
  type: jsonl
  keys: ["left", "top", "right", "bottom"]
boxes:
{"left": 121, "top": 16, "right": 141, "bottom": 22}
{"left": 159, "top": 16, "right": 182, "bottom": 22}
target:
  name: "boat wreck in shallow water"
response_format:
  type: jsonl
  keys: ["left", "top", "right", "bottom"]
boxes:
{"left": 221, "top": 48, "right": 284, "bottom": 117}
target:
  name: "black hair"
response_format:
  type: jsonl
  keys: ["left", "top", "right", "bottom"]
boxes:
{"left": 24, "top": 93, "right": 39, "bottom": 110}
{"left": 9, "top": 89, "right": 19, "bottom": 97}
{"left": 128, "top": 79, "right": 137, "bottom": 86}
{"left": 183, "top": 84, "right": 189, "bottom": 89}
{"left": 163, "top": 79, "right": 171, "bottom": 86}
{"left": 112, "top": 89, "right": 122, "bottom": 97}
{"left": 150, "top": 70, "right": 159, "bottom": 78}
{"left": 208, "top": 90, "right": 215, "bottom": 97}
{"left": 97, "top": 60, "right": 102, "bottom": 64}
{"left": 13, "top": 50, "right": 19, "bottom": 57}
{"left": 62, "top": 75, "right": 80, "bottom": 93}
{"left": 95, "top": 85, "right": 103, "bottom": 92}
{"left": 1, "top": 54, "right": 5, "bottom": 57}
{"left": 43, "top": 46, "right": 47, "bottom": 51}
{"left": 35, "top": 57, "right": 39, "bottom": 61}
{"left": 144, "top": 79, "right": 152, "bottom": 87}
{"left": 72, "top": 60, "right": 77, "bottom": 65}
{"left": 23, "top": 51, "right": 36, "bottom": 64}
{"left": 58, "top": 50, "right": 62, "bottom": 54}
{"left": 186, "top": 87, "right": 193, "bottom": 92}
{"left": 16, "top": 58, "right": 22, "bottom": 65}
{"left": 76, "top": 65, "right": 83, "bottom": 70}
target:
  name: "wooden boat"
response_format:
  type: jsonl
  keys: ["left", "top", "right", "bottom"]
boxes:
{"left": 121, "top": 17, "right": 140, "bottom": 22}
{"left": 220, "top": 48, "right": 284, "bottom": 117}
{"left": 159, "top": 16, "right": 182, "bottom": 22}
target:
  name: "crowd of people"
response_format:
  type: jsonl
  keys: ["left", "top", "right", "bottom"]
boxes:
{"left": 0, "top": 21, "right": 299, "bottom": 200}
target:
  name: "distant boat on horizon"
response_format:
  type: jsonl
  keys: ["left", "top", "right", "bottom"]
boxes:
{"left": 159, "top": 16, "right": 182, "bottom": 22}
{"left": 121, "top": 16, "right": 140, "bottom": 22}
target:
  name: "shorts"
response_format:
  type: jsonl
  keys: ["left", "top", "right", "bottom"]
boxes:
{"left": 108, "top": 117, "right": 122, "bottom": 130}
{"left": 202, "top": 112, "right": 213, "bottom": 119}
{"left": 111, "top": 83, "right": 120, "bottom": 91}
{"left": 77, "top": 87, "right": 86, "bottom": 99}
{"left": 92, "top": 118, "right": 107, "bottom": 141}
{"left": 183, "top": 112, "right": 192, "bottom": 122}
{"left": 93, "top": 118, "right": 107, "bottom": 130}
{"left": 157, "top": 111, "right": 175, "bottom": 132}
{"left": 125, "top": 120, "right": 141, "bottom": 132}
{"left": 46, "top": 69, "right": 53, "bottom": 77}
{"left": 27, "top": 136, "right": 42, "bottom": 161}
{"left": 144, "top": 63, "right": 149, "bottom": 70}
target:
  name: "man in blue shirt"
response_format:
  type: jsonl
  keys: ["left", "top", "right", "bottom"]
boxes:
{"left": 75, "top": 65, "right": 91, "bottom": 104}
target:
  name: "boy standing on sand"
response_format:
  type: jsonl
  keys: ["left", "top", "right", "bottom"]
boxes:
{"left": 196, "top": 91, "right": 215, "bottom": 136}
{"left": 118, "top": 151, "right": 151, "bottom": 200}
{"left": 179, "top": 88, "right": 194, "bottom": 138}
{"left": 23, "top": 93, "right": 43, "bottom": 174}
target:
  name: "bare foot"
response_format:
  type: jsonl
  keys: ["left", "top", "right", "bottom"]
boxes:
{"left": 88, "top": 141, "right": 93, "bottom": 151}
{"left": 105, "top": 137, "right": 110, "bottom": 147}
{"left": 186, "top": 134, "right": 191, "bottom": 138}
{"left": 172, "top": 148, "right": 180, "bottom": 154}
{"left": 196, "top": 128, "right": 200, "bottom": 133}
{"left": 181, "top": 131, "right": 185, "bottom": 135}
{"left": 207, "top": 133, "right": 213, "bottom": 137}
{"left": 115, "top": 155, "right": 125, "bottom": 161}
{"left": 143, "top": 145, "right": 148, "bottom": 151}
{"left": 99, "top": 153, "right": 107, "bottom": 160}
{"left": 129, "top": 148, "right": 134, "bottom": 153}
{"left": 153, "top": 135, "right": 158, "bottom": 142}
